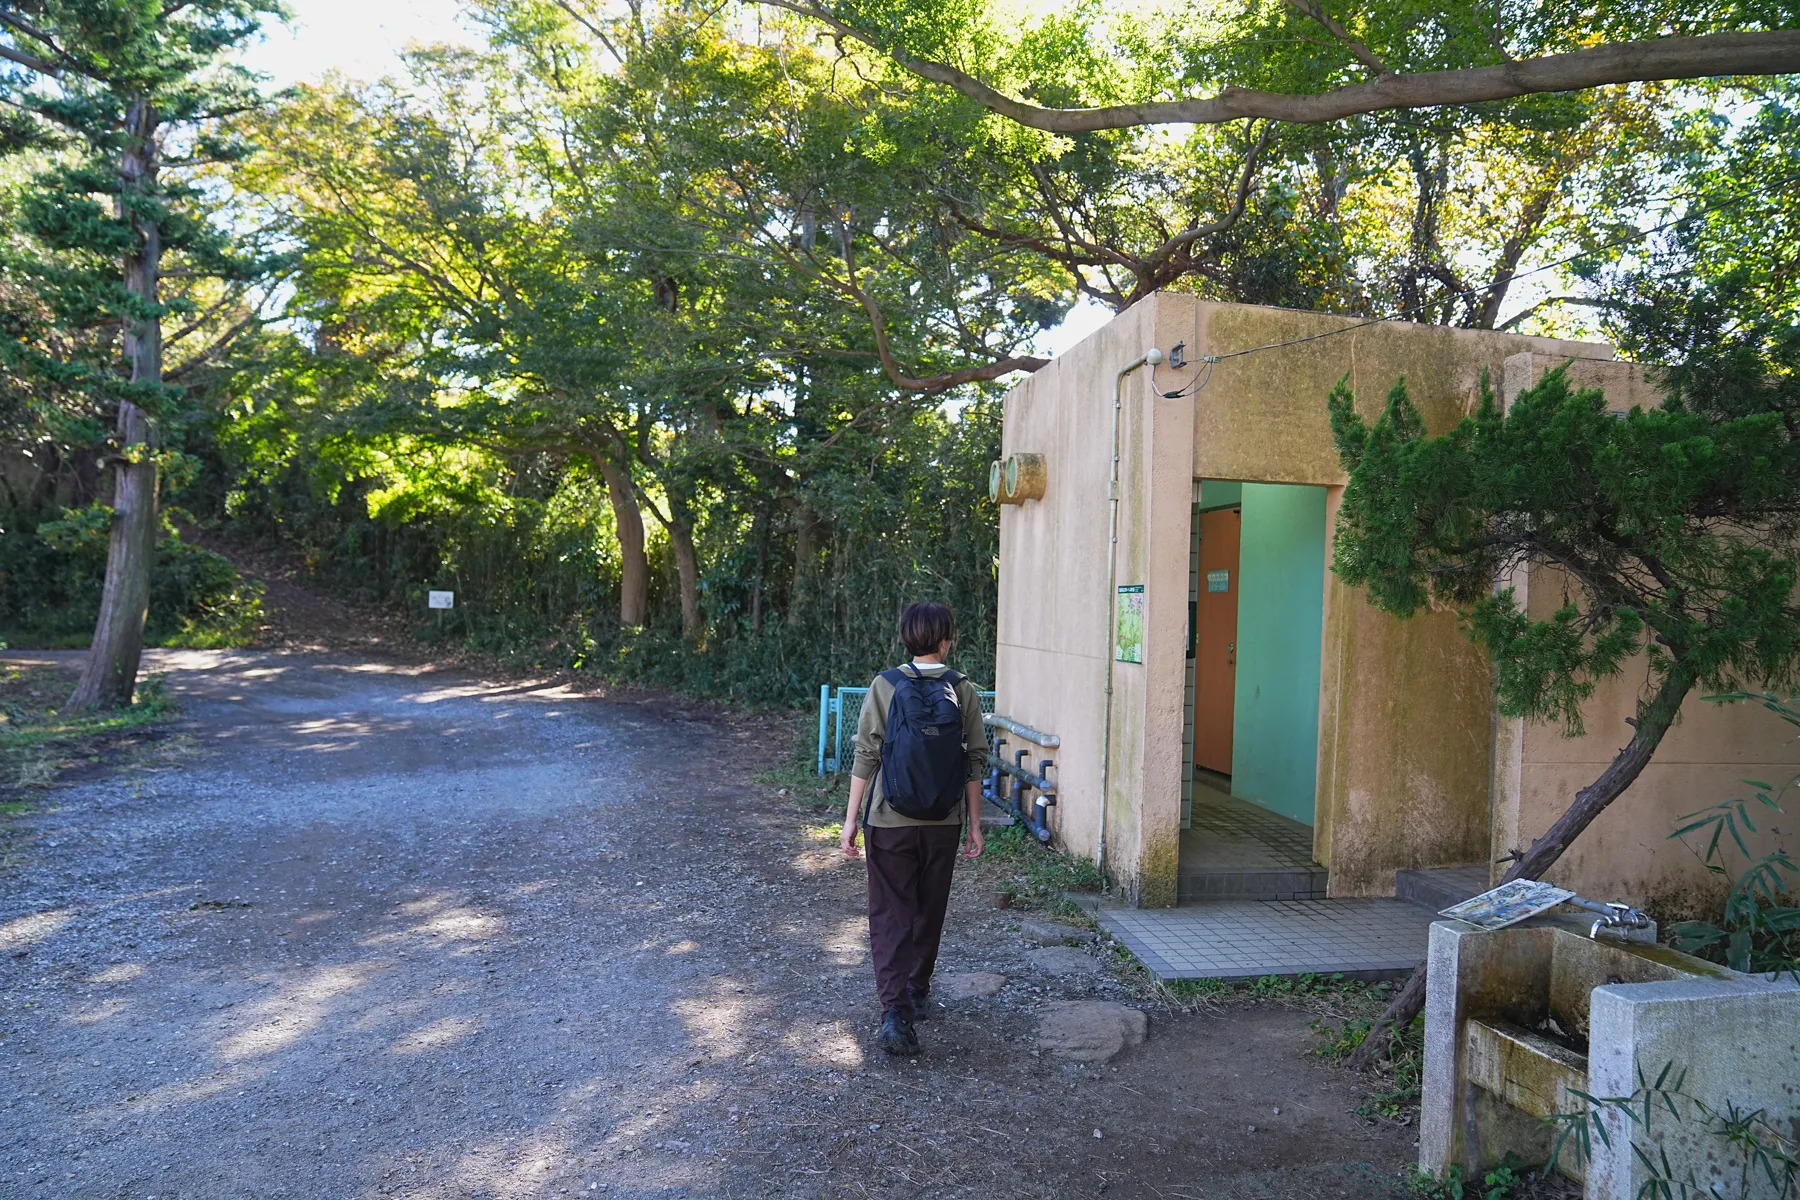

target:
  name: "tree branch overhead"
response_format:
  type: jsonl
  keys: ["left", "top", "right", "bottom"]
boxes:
{"left": 752, "top": 7, "right": 1800, "bottom": 131}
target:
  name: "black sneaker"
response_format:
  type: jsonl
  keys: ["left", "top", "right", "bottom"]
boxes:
{"left": 907, "top": 985, "right": 933, "bottom": 1020}
{"left": 875, "top": 1008, "right": 920, "bottom": 1056}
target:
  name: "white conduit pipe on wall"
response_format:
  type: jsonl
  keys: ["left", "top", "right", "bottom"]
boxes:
{"left": 1097, "top": 346, "right": 1162, "bottom": 883}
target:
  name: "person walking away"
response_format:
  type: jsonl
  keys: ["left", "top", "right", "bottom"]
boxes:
{"left": 839, "top": 601, "right": 986, "bottom": 1056}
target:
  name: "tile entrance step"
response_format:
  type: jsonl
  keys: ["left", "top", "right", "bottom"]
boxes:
{"left": 1099, "top": 898, "right": 1434, "bottom": 983}
{"left": 1177, "top": 865, "right": 1329, "bottom": 903}
{"left": 1395, "top": 865, "right": 1490, "bottom": 913}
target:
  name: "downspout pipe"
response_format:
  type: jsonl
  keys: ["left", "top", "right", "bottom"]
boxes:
{"left": 1097, "top": 346, "right": 1162, "bottom": 885}
{"left": 1027, "top": 757, "right": 1057, "bottom": 844}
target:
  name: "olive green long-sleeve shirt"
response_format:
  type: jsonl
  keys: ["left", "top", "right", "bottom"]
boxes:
{"left": 851, "top": 662, "right": 987, "bottom": 828}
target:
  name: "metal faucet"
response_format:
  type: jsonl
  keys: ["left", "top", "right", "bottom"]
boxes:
{"left": 1566, "top": 896, "right": 1655, "bottom": 943}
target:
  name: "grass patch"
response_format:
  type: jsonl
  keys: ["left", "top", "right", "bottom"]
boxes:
{"left": 971, "top": 823, "right": 1105, "bottom": 919}
{"left": 804, "top": 819, "right": 844, "bottom": 843}
{"left": 1404, "top": 1154, "right": 1575, "bottom": 1200}
{"left": 1159, "top": 976, "right": 1236, "bottom": 1002}
{"left": 0, "top": 631, "right": 91, "bottom": 650}
{"left": 1119, "top": 963, "right": 1393, "bottom": 1015}
{"left": 1310, "top": 988, "right": 1426, "bottom": 1122}
{"left": 0, "top": 663, "right": 177, "bottom": 798}
{"left": 756, "top": 716, "right": 851, "bottom": 814}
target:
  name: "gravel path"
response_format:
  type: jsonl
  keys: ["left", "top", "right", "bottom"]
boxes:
{"left": 0, "top": 649, "right": 1415, "bottom": 1199}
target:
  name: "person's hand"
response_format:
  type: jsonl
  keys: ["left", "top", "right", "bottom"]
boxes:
{"left": 840, "top": 822, "right": 861, "bottom": 859}
{"left": 964, "top": 821, "right": 985, "bottom": 859}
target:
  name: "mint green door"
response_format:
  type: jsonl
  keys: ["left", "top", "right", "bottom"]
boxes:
{"left": 1229, "top": 483, "right": 1328, "bottom": 826}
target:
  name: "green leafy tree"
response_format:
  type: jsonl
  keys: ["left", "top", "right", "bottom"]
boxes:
{"left": 234, "top": 4, "right": 1060, "bottom": 649}
{"left": 1, "top": 0, "right": 281, "bottom": 706}
{"left": 694, "top": 0, "right": 1741, "bottom": 340}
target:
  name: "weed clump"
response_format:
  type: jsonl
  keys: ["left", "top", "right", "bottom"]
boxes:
{"left": 1, "top": 663, "right": 176, "bottom": 798}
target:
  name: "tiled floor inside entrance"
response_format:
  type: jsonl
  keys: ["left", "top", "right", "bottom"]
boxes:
{"left": 1179, "top": 785, "right": 1328, "bottom": 901}
{"left": 1096, "top": 897, "right": 1437, "bottom": 982}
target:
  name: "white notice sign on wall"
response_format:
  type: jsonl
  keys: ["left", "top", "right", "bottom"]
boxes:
{"left": 428, "top": 590, "right": 455, "bottom": 610}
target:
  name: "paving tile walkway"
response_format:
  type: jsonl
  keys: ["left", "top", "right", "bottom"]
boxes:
{"left": 1097, "top": 897, "right": 1436, "bottom": 982}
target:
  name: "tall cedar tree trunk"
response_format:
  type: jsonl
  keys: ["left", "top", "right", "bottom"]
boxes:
{"left": 748, "top": 504, "right": 770, "bottom": 635}
{"left": 71, "top": 98, "right": 162, "bottom": 710}
{"left": 788, "top": 507, "right": 818, "bottom": 627}
{"left": 591, "top": 453, "right": 648, "bottom": 628}
{"left": 668, "top": 506, "right": 701, "bottom": 637}
{"left": 1344, "top": 664, "right": 1698, "bottom": 1071}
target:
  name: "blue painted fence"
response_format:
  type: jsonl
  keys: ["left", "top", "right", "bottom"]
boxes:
{"left": 816, "top": 684, "right": 997, "bottom": 775}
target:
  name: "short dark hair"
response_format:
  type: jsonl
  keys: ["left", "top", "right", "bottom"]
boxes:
{"left": 899, "top": 602, "right": 956, "bottom": 657}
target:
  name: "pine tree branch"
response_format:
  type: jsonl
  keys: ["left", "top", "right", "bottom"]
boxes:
{"left": 0, "top": 40, "right": 57, "bottom": 75}
{"left": 0, "top": 8, "right": 101, "bottom": 79}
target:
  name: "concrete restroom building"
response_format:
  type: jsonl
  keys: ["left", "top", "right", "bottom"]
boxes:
{"left": 992, "top": 293, "right": 1799, "bottom": 911}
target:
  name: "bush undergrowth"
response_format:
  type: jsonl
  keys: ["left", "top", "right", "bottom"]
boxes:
{"left": 1, "top": 511, "right": 263, "bottom": 650}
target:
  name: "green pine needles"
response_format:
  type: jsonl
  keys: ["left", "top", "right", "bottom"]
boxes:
{"left": 1329, "top": 364, "right": 1800, "bottom": 741}
{"left": 2, "top": 0, "right": 279, "bottom": 408}
{"left": 1333, "top": 318, "right": 1800, "bottom": 1069}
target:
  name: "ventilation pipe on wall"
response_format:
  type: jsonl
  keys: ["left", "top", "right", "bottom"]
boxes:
{"left": 1097, "top": 347, "right": 1162, "bottom": 884}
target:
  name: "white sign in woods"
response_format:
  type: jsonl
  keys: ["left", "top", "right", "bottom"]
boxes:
{"left": 428, "top": 590, "right": 455, "bottom": 610}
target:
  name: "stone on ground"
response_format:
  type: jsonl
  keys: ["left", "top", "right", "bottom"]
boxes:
{"left": 1016, "top": 918, "right": 1091, "bottom": 946}
{"left": 1025, "top": 946, "right": 1099, "bottom": 976}
{"left": 939, "top": 972, "right": 1007, "bottom": 1000}
{"left": 1036, "top": 1001, "right": 1148, "bottom": 1062}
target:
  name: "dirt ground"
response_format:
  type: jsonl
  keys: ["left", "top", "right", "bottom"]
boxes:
{"left": 0, "top": 647, "right": 1421, "bottom": 1199}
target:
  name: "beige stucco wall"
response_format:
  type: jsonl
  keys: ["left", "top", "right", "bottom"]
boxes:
{"left": 1489, "top": 354, "right": 1800, "bottom": 917}
{"left": 996, "top": 301, "right": 1195, "bottom": 905}
{"left": 999, "top": 294, "right": 1797, "bottom": 909}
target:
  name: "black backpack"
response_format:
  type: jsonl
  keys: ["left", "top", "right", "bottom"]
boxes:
{"left": 874, "top": 666, "right": 968, "bottom": 821}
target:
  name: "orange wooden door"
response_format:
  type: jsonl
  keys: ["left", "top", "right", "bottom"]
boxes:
{"left": 1194, "top": 508, "right": 1240, "bottom": 775}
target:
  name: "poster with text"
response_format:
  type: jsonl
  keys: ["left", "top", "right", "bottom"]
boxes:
{"left": 1116, "top": 585, "right": 1145, "bottom": 663}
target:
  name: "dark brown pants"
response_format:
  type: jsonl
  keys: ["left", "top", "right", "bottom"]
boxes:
{"left": 865, "top": 823, "right": 961, "bottom": 1020}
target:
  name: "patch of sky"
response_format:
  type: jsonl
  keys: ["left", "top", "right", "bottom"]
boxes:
{"left": 237, "top": 0, "right": 479, "bottom": 88}
{"left": 1034, "top": 297, "right": 1112, "bottom": 358}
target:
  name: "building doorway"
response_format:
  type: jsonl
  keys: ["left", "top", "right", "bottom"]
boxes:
{"left": 1180, "top": 480, "right": 1331, "bottom": 903}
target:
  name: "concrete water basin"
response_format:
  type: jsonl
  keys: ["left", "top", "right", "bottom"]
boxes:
{"left": 1420, "top": 913, "right": 1799, "bottom": 1197}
